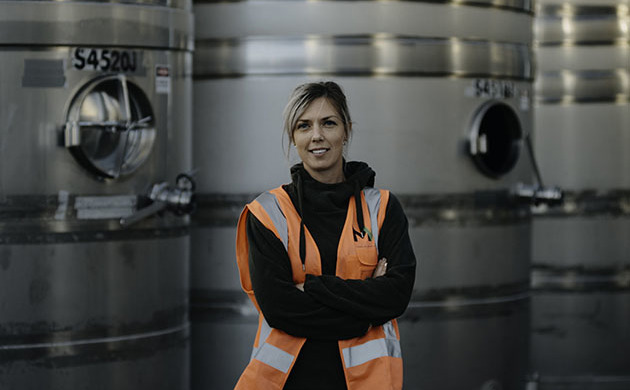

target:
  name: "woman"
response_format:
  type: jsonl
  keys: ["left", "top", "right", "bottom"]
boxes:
{"left": 235, "top": 81, "right": 416, "bottom": 390}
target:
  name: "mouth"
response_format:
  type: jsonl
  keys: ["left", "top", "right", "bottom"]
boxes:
{"left": 309, "top": 148, "right": 330, "bottom": 156}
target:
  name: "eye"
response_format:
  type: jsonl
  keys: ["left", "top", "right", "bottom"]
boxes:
{"left": 323, "top": 120, "right": 337, "bottom": 128}
{"left": 296, "top": 122, "right": 310, "bottom": 130}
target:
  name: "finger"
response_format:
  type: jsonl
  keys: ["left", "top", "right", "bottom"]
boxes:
{"left": 373, "top": 259, "right": 387, "bottom": 277}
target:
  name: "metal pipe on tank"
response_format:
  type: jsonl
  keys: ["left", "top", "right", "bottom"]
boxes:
{"left": 0, "top": 1, "right": 194, "bottom": 389}
{"left": 192, "top": 0, "right": 536, "bottom": 388}
{"left": 531, "top": 0, "right": 630, "bottom": 387}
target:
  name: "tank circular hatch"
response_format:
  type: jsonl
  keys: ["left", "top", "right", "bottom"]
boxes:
{"left": 469, "top": 101, "right": 523, "bottom": 179}
{"left": 64, "top": 74, "right": 156, "bottom": 179}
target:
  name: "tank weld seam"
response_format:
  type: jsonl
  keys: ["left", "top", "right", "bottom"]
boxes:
{"left": 532, "top": 190, "right": 630, "bottom": 217}
{"left": 195, "top": 34, "right": 532, "bottom": 48}
{"left": 536, "top": 4, "right": 626, "bottom": 18}
{"left": 407, "top": 291, "right": 530, "bottom": 308}
{"left": 192, "top": 192, "right": 533, "bottom": 227}
{"left": 193, "top": 72, "right": 535, "bottom": 83}
{"left": 195, "top": 0, "right": 534, "bottom": 14}
{"left": 537, "top": 374, "right": 630, "bottom": 384}
{"left": 535, "top": 39, "right": 630, "bottom": 48}
{"left": 0, "top": 323, "right": 189, "bottom": 351}
{"left": 0, "top": 42, "right": 194, "bottom": 53}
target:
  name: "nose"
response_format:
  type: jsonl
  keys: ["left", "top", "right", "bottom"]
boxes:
{"left": 311, "top": 123, "right": 324, "bottom": 141}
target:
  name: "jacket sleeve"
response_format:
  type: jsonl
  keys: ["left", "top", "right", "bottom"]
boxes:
{"left": 303, "top": 193, "right": 416, "bottom": 326}
{"left": 246, "top": 212, "right": 371, "bottom": 340}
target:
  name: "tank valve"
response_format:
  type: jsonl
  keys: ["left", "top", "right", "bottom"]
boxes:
{"left": 120, "top": 173, "right": 196, "bottom": 227}
{"left": 511, "top": 183, "right": 563, "bottom": 206}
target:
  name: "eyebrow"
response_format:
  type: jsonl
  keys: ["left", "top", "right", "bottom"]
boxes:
{"left": 297, "top": 115, "right": 340, "bottom": 122}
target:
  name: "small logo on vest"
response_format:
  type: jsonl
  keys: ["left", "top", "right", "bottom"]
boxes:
{"left": 353, "top": 227, "right": 373, "bottom": 242}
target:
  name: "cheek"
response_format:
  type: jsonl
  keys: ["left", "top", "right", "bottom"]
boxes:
{"left": 332, "top": 130, "right": 347, "bottom": 146}
{"left": 292, "top": 132, "right": 306, "bottom": 147}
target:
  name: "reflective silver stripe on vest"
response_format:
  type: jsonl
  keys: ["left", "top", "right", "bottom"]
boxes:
{"left": 342, "top": 320, "right": 401, "bottom": 369}
{"left": 250, "top": 318, "right": 295, "bottom": 373}
{"left": 383, "top": 320, "right": 397, "bottom": 340}
{"left": 252, "top": 342, "right": 294, "bottom": 373}
{"left": 363, "top": 187, "right": 382, "bottom": 249}
{"left": 254, "top": 191, "right": 288, "bottom": 250}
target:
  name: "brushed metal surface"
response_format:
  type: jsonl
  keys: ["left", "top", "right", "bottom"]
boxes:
{"left": 532, "top": 3, "right": 630, "bottom": 386}
{"left": 534, "top": 104, "right": 630, "bottom": 190}
{"left": 530, "top": 292, "right": 630, "bottom": 388}
{"left": 535, "top": 2, "right": 629, "bottom": 46}
{"left": 195, "top": 0, "right": 533, "bottom": 42}
{"left": 0, "top": 1, "right": 193, "bottom": 49}
{"left": 195, "top": 36, "right": 532, "bottom": 79}
{"left": 533, "top": 217, "right": 630, "bottom": 270}
{"left": 1, "top": 2, "right": 194, "bottom": 389}
{"left": 0, "top": 237, "right": 190, "bottom": 390}
{"left": 536, "top": 69, "right": 630, "bottom": 103}
{"left": 0, "top": 0, "right": 191, "bottom": 7}
{"left": 533, "top": 0, "right": 630, "bottom": 275}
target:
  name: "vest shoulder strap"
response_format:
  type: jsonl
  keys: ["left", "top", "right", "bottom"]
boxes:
{"left": 362, "top": 187, "right": 390, "bottom": 250}
{"left": 248, "top": 188, "right": 289, "bottom": 251}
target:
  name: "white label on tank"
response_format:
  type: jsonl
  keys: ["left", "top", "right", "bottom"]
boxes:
{"left": 74, "top": 195, "right": 137, "bottom": 220}
{"left": 54, "top": 190, "right": 70, "bottom": 220}
{"left": 155, "top": 65, "right": 171, "bottom": 94}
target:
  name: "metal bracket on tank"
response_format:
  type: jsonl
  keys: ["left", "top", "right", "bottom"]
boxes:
{"left": 511, "top": 132, "right": 563, "bottom": 207}
{"left": 119, "top": 173, "right": 196, "bottom": 227}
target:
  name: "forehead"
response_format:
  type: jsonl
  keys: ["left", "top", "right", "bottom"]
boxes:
{"left": 299, "top": 97, "right": 339, "bottom": 120}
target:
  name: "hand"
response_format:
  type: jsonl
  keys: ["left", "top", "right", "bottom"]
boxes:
{"left": 295, "top": 282, "right": 304, "bottom": 291}
{"left": 372, "top": 258, "right": 387, "bottom": 278}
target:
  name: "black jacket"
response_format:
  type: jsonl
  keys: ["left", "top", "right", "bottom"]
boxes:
{"left": 246, "top": 161, "right": 416, "bottom": 390}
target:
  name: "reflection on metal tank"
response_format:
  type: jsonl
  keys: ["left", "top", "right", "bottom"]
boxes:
{"left": 0, "top": 1, "right": 194, "bottom": 389}
{"left": 192, "top": 0, "right": 535, "bottom": 388}
{"left": 531, "top": 0, "right": 630, "bottom": 388}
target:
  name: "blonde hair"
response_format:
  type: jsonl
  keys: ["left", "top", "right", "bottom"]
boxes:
{"left": 282, "top": 81, "right": 352, "bottom": 156}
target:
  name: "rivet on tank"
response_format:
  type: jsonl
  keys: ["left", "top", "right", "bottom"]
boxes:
{"left": 0, "top": 1, "right": 194, "bottom": 389}
{"left": 529, "top": 0, "right": 630, "bottom": 388}
{"left": 191, "top": 0, "right": 559, "bottom": 388}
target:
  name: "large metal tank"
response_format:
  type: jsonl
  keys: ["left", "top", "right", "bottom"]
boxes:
{"left": 0, "top": 1, "right": 194, "bottom": 389}
{"left": 530, "top": 0, "right": 630, "bottom": 388}
{"left": 192, "top": 0, "right": 535, "bottom": 388}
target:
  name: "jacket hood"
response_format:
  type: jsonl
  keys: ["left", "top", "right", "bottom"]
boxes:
{"left": 289, "top": 160, "right": 376, "bottom": 191}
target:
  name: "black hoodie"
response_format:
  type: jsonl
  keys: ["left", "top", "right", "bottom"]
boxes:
{"left": 246, "top": 161, "right": 416, "bottom": 390}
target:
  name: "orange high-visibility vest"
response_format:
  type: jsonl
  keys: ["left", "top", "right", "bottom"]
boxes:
{"left": 234, "top": 186, "right": 403, "bottom": 390}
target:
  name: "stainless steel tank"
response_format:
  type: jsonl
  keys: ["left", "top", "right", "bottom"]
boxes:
{"left": 192, "top": 0, "right": 535, "bottom": 388}
{"left": 0, "top": 1, "right": 194, "bottom": 389}
{"left": 530, "top": 0, "right": 630, "bottom": 388}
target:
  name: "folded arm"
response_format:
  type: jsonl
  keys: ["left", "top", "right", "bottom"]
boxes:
{"left": 303, "top": 194, "right": 416, "bottom": 326}
{"left": 247, "top": 213, "right": 370, "bottom": 340}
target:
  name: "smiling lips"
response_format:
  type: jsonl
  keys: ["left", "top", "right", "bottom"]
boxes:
{"left": 310, "top": 148, "right": 330, "bottom": 156}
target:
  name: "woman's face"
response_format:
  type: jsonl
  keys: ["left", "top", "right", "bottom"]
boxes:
{"left": 292, "top": 97, "right": 347, "bottom": 184}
